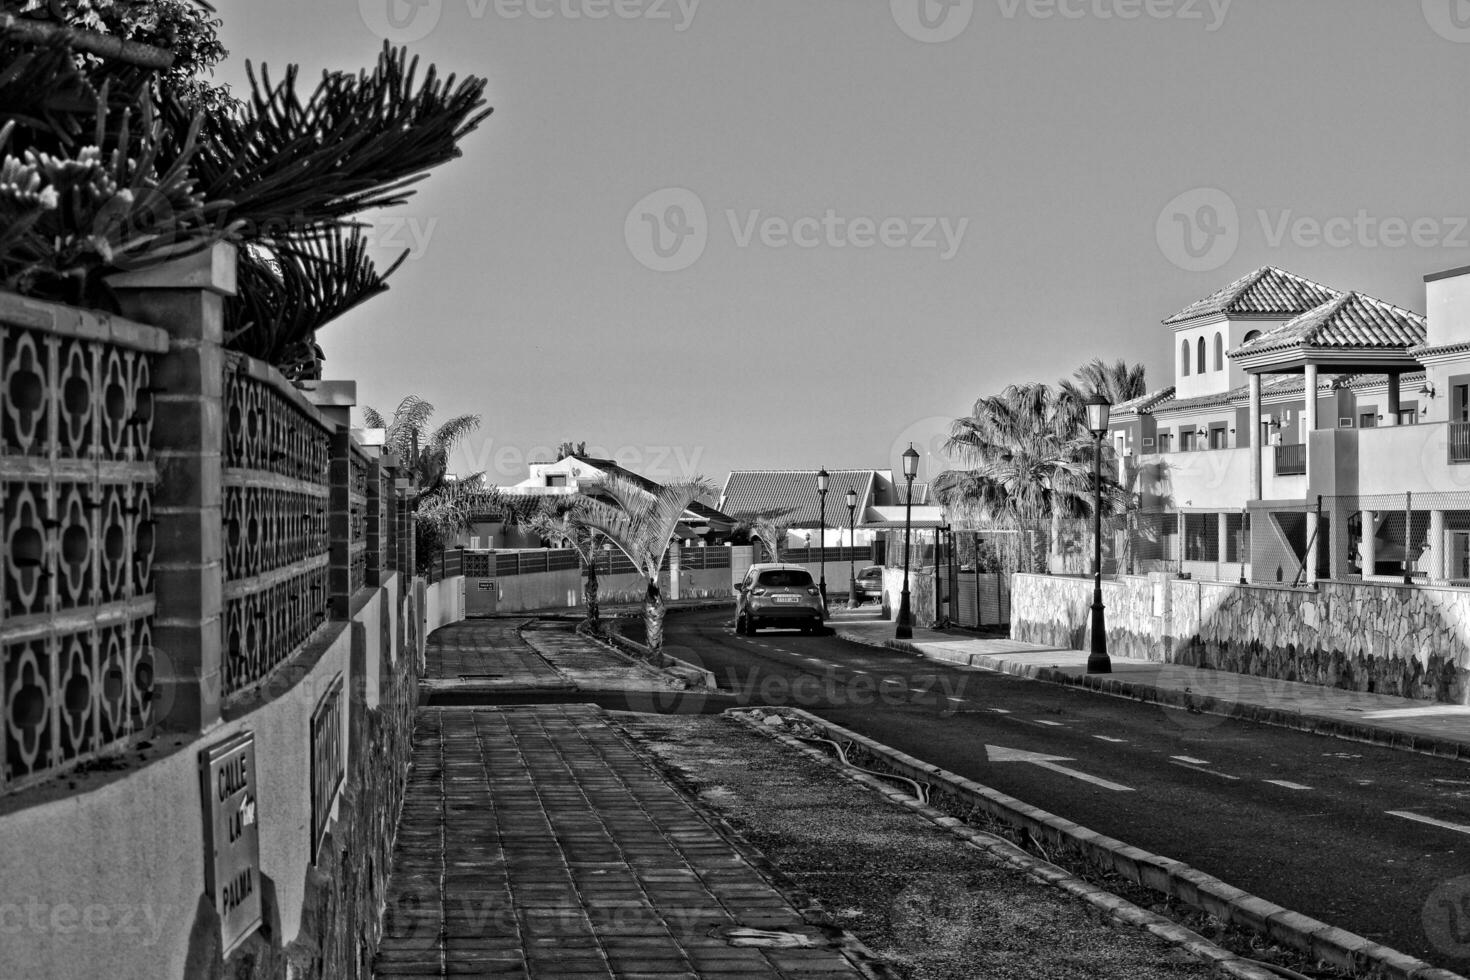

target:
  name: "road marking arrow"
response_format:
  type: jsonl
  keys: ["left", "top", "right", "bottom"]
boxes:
{"left": 985, "top": 745, "right": 1135, "bottom": 792}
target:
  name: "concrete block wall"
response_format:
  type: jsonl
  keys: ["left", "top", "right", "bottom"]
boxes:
{"left": 0, "top": 250, "right": 453, "bottom": 980}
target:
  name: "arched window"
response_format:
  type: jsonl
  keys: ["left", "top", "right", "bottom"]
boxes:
{"left": 1181, "top": 340, "right": 1191, "bottom": 377}
{"left": 1243, "top": 329, "right": 1261, "bottom": 344}
{"left": 1214, "top": 333, "right": 1224, "bottom": 371}
{"left": 1197, "top": 337, "right": 1206, "bottom": 375}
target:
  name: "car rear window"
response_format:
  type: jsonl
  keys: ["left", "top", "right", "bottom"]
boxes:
{"left": 757, "top": 570, "right": 814, "bottom": 588}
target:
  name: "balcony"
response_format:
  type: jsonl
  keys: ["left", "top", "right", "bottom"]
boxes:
{"left": 1274, "top": 443, "right": 1307, "bottom": 476}
{"left": 1451, "top": 421, "right": 1470, "bottom": 464}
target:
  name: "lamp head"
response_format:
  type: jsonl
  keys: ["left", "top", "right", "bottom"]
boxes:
{"left": 1084, "top": 393, "right": 1112, "bottom": 437}
{"left": 845, "top": 487, "right": 857, "bottom": 508}
{"left": 901, "top": 443, "right": 920, "bottom": 481}
{"left": 817, "top": 467, "right": 829, "bottom": 493}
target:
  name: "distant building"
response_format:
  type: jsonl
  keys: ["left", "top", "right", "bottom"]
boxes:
{"left": 719, "top": 468, "right": 941, "bottom": 548}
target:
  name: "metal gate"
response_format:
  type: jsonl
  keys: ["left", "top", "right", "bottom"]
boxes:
{"left": 463, "top": 551, "right": 497, "bottom": 617}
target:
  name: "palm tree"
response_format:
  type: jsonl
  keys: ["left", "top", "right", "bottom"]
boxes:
{"left": 730, "top": 508, "right": 797, "bottom": 562}
{"left": 937, "top": 382, "right": 1129, "bottom": 574}
{"left": 361, "top": 395, "right": 482, "bottom": 504}
{"left": 570, "top": 474, "right": 716, "bottom": 654}
{"left": 526, "top": 499, "right": 608, "bottom": 635}
{"left": 1058, "top": 358, "right": 1147, "bottom": 410}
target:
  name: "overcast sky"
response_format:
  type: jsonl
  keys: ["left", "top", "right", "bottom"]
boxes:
{"left": 214, "top": 1, "right": 1470, "bottom": 487}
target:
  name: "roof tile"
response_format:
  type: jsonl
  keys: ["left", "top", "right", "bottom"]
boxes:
{"left": 1164, "top": 267, "right": 1341, "bottom": 325}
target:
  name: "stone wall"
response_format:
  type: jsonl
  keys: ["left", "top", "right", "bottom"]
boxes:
{"left": 1012, "top": 572, "right": 1470, "bottom": 703}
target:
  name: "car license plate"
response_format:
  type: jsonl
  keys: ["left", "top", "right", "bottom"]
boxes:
{"left": 774, "top": 595, "right": 799, "bottom": 604}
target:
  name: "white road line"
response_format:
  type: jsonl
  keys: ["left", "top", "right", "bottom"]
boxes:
{"left": 947, "top": 697, "right": 965, "bottom": 703}
{"left": 1032, "top": 720, "right": 1065, "bottom": 727}
{"left": 1171, "top": 755, "right": 1210, "bottom": 765}
{"left": 990, "top": 708, "right": 1012, "bottom": 714}
{"left": 1092, "top": 735, "right": 1127, "bottom": 743}
{"left": 1263, "top": 779, "right": 1313, "bottom": 791}
{"left": 1171, "top": 761, "right": 1240, "bottom": 780}
{"left": 1388, "top": 811, "right": 1470, "bottom": 836}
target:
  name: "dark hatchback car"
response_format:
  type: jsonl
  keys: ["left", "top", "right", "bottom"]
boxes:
{"left": 735, "top": 564, "right": 825, "bottom": 634}
{"left": 854, "top": 565, "right": 884, "bottom": 604}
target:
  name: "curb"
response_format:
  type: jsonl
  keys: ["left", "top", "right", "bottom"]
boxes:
{"left": 604, "top": 628, "right": 718, "bottom": 691}
{"left": 838, "top": 630, "right": 1470, "bottom": 763}
{"left": 755, "top": 707, "right": 1465, "bottom": 980}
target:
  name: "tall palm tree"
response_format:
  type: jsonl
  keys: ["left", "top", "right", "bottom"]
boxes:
{"left": 570, "top": 474, "right": 716, "bottom": 654}
{"left": 1058, "top": 358, "right": 1148, "bottom": 410}
{"left": 362, "top": 395, "right": 482, "bottom": 504}
{"left": 937, "top": 382, "right": 1130, "bottom": 574}
{"left": 526, "top": 499, "right": 608, "bottom": 635}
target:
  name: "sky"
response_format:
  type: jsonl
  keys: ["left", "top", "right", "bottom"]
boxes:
{"left": 212, "top": 0, "right": 1470, "bottom": 489}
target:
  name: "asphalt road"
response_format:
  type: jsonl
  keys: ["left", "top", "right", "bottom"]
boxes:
{"left": 653, "top": 607, "right": 1470, "bottom": 973}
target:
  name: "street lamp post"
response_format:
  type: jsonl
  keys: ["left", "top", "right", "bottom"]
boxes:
{"left": 897, "top": 444, "right": 920, "bottom": 640}
{"left": 1085, "top": 394, "right": 1112, "bottom": 674}
{"left": 817, "top": 468, "right": 829, "bottom": 607}
{"left": 846, "top": 487, "right": 858, "bottom": 608}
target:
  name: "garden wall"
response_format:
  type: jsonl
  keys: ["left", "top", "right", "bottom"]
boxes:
{"left": 1011, "top": 572, "right": 1470, "bottom": 703}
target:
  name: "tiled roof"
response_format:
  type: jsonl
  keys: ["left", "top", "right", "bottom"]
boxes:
{"left": 1141, "top": 372, "right": 1427, "bottom": 418}
{"left": 720, "top": 470, "right": 879, "bottom": 528}
{"left": 1231, "top": 292, "right": 1426, "bottom": 357}
{"left": 1111, "top": 386, "right": 1176, "bottom": 414}
{"left": 571, "top": 455, "right": 733, "bottom": 524}
{"left": 1163, "top": 267, "right": 1341, "bottom": 326}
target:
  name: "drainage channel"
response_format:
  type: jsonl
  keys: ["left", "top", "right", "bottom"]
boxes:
{"left": 425, "top": 688, "right": 740, "bottom": 714}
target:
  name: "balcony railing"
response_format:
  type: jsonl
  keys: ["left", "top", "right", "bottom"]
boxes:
{"left": 1275, "top": 443, "right": 1307, "bottom": 476}
{"left": 1451, "top": 421, "right": 1470, "bottom": 464}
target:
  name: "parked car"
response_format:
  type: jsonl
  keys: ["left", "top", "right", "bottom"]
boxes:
{"left": 854, "top": 565, "right": 884, "bottom": 605}
{"left": 735, "top": 563, "right": 825, "bottom": 635}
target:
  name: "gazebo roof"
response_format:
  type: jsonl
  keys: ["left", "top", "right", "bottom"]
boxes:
{"left": 1229, "top": 291, "right": 1426, "bottom": 373}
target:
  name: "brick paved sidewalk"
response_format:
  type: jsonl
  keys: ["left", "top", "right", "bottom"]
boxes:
{"left": 374, "top": 705, "right": 877, "bottom": 979}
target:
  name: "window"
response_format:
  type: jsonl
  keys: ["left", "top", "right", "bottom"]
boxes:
{"left": 1181, "top": 340, "right": 1191, "bottom": 377}
{"left": 1455, "top": 384, "right": 1469, "bottom": 422}
{"left": 757, "top": 569, "right": 814, "bottom": 588}
{"left": 1197, "top": 337, "right": 1206, "bottom": 375}
{"left": 1210, "top": 427, "right": 1228, "bottom": 449}
{"left": 1243, "top": 329, "right": 1261, "bottom": 344}
{"left": 546, "top": 474, "right": 569, "bottom": 487}
{"left": 1157, "top": 433, "right": 1172, "bottom": 452}
{"left": 1214, "top": 333, "right": 1224, "bottom": 371}
{"left": 1180, "top": 430, "right": 1197, "bottom": 451}
{"left": 1399, "top": 409, "right": 1418, "bottom": 426}
{"left": 1183, "top": 513, "right": 1219, "bottom": 562}
{"left": 1359, "top": 412, "right": 1377, "bottom": 429}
